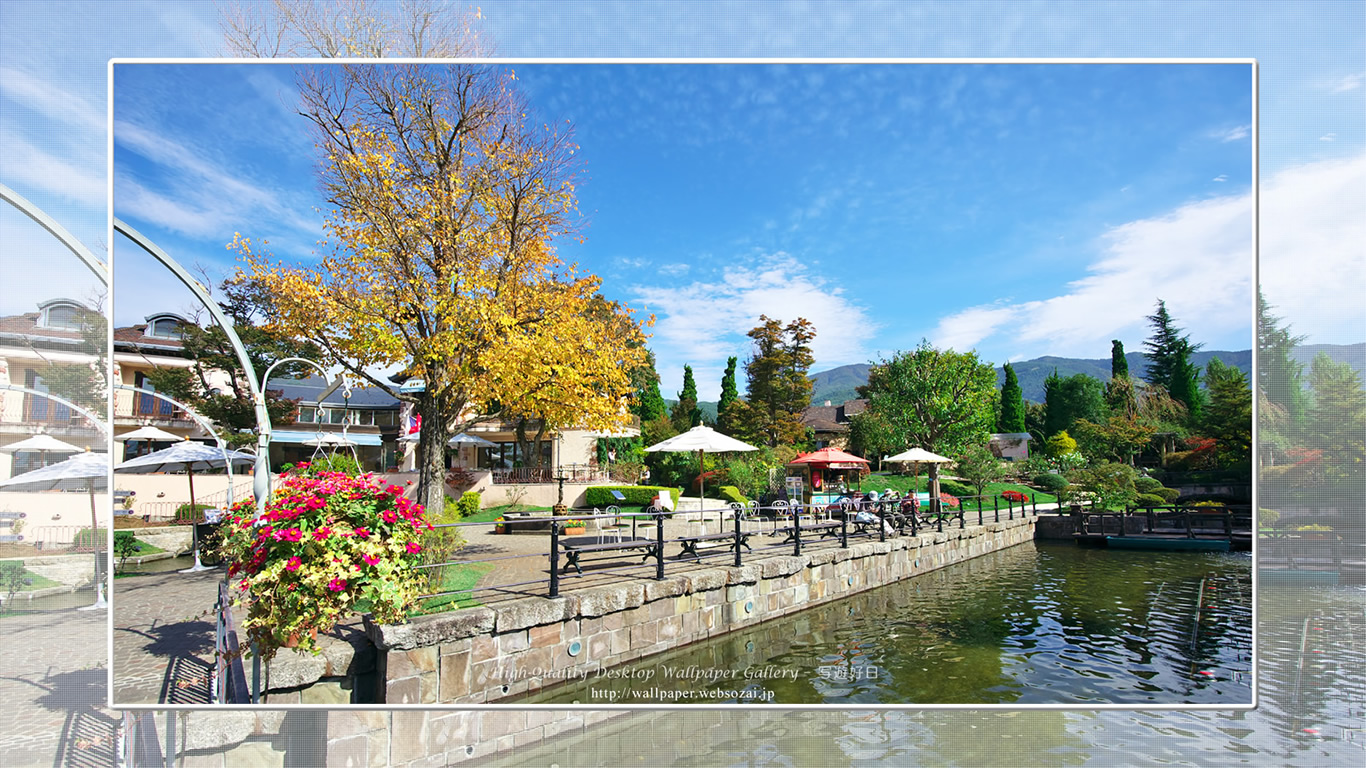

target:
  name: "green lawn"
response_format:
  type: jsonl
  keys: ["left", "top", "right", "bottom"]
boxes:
{"left": 412, "top": 561, "right": 494, "bottom": 614}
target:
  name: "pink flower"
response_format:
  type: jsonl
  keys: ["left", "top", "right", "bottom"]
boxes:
{"left": 406, "top": 541, "right": 422, "bottom": 554}
{"left": 327, "top": 578, "right": 347, "bottom": 592}
{"left": 285, "top": 557, "right": 302, "bottom": 572}
{"left": 354, "top": 527, "right": 371, "bottom": 539}
{"left": 276, "top": 528, "right": 303, "bottom": 542}
{"left": 382, "top": 509, "right": 398, "bottom": 524}
{"left": 312, "top": 526, "right": 332, "bottom": 541}
{"left": 361, "top": 554, "right": 379, "bottom": 566}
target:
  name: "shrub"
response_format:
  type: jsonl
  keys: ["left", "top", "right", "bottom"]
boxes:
{"left": 1294, "top": 523, "right": 1333, "bottom": 532}
{"left": 938, "top": 493, "right": 960, "bottom": 509}
{"left": 585, "top": 485, "right": 682, "bottom": 508}
{"left": 458, "top": 491, "right": 481, "bottom": 518}
{"left": 937, "top": 479, "right": 975, "bottom": 498}
{"left": 1033, "top": 473, "right": 1069, "bottom": 493}
{"left": 717, "top": 485, "right": 748, "bottom": 506}
{"left": 1258, "top": 508, "right": 1280, "bottom": 528}
{"left": 114, "top": 531, "right": 142, "bottom": 572}
{"left": 1134, "top": 493, "right": 1167, "bottom": 508}
{"left": 73, "top": 528, "right": 103, "bottom": 548}
{"left": 1000, "top": 490, "right": 1028, "bottom": 503}
{"left": 1134, "top": 476, "right": 1163, "bottom": 494}
{"left": 1155, "top": 487, "right": 1181, "bottom": 503}
{"left": 174, "top": 503, "right": 214, "bottom": 524}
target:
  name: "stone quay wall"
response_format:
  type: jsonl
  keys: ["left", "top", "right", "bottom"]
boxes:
{"left": 365, "top": 515, "right": 1036, "bottom": 707}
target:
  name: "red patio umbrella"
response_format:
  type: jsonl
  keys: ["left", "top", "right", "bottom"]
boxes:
{"left": 787, "top": 448, "right": 870, "bottom": 497}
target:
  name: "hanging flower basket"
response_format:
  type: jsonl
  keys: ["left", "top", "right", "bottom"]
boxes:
{"left": 218, "top": 471, "right": 433, "bottom": 660}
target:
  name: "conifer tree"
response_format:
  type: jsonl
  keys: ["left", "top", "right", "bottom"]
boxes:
{"left": 998, "top": 363, "right": 1026, "bottom": 433}
{"left": 1143, "top": 300, "right": 1203, "bottom": 423}
{"left": 671, "top": 365, "right": 702, "bottom": 431}
{"left": 716, "top": 356, "right": 741, "bottom": 436}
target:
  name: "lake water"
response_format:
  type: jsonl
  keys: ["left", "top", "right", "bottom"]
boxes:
{"left": 519, "top": 541, "right": 1253, "bottom": 705}
{"left": 490, "top": 567, "right": 1364, "bottom": 768}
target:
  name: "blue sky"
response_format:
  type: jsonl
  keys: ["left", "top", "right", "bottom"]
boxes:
{"left": 109, "top": 61, "right": 1256, "bottom": 395}
{"left": 2, "top": 1, "right": 1362, "bottom": 403}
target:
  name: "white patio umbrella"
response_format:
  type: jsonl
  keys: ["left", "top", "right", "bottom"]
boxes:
{"left": 0, "top": 434, "right": 83, "bottom": 472}
{"left": 0, "top": 451, "right": 109, "bottom": 609}
{"left": 645, "top": 425, "right": 757, "bottom": 530}
{"left": 116, "top": 426, "right": 186, "bottom": 442}
{"left": 115, "top": 442, "right": 256, "bottom": 573}
{"left": 885, "top": 447, "right": 952, "bottom": 509}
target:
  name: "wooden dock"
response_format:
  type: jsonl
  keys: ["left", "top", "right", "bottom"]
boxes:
{"left": 1072, "top": 505, "right": 1252, "bottom": 552}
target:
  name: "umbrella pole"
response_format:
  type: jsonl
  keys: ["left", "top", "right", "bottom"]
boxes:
{"left": 78, "top": 480, "right": 106, "bottom": 610}
{"left": 181, "top": 464, "right": 211, "bottom": 573}
{"left": 698, "top": 449, "right": 705, "bottom": 531}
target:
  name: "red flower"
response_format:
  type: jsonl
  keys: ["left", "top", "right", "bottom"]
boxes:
{"left": 406, "top": 541, "right": 422, "bottom": 554}
{"left": 327, "top": 578, "right": 347, "bottom": 592}
{"left": 312, "top": 526, "right": 332, "bottom": 541}
{"left": 382, "top": 509, "right": 398, "bottom": 524}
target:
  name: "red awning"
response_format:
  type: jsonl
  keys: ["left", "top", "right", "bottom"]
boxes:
{"left": 787, "top": 447, "right": 870, "bottom": 467}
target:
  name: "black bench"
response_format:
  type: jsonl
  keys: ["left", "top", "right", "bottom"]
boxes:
{"left": 559, "top": 537, "right": 660, "bottom": 575}
{"left": 678, "top": 531, "right": 753, "bottom": 559}
{"left": 772, "top": 520, "right": 842, "bottom": 544}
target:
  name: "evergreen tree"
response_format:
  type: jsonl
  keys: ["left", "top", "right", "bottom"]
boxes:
{"left": 1306, "top": 353, "right": 1366, "bottom": 486}
{"left": 741, "top": 315, "right": 817, "bottom": 447}
{"left": 1257, "top": 291, "right": 1308, "bottom": 427}
{"left": 1043, "top": 370, "right": 1105, "bottom": 438}
{"left": 1110, "top": 340, "right": 1129, "bottom": 379}
{"left": 671, "top": 365, "right": 702, "bottom": 431}
{"left": 998, "top": 363, "right": 1026, "bottom": 433}
{"left": 716, "top": 356, "right": 741, "bottom": 436}
{"left": 1200, "top": 357, "right": 1253, "bottom": 469}
{"left": 630, "top": 350, "right": 667, "bottom": 424}
{"left": 1143, "top": 300, "right": 1204, "bottom": 423}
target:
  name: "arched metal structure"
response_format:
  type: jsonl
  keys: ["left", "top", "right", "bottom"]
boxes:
{"left": 113, "top": 219, "right": 273, "bottom": 517}
{"left": 0, "top": 182, "right": 108, "bottom": 284}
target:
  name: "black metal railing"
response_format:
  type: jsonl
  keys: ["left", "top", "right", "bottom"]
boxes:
{"left": 213, "top": 581, "right": 253, "bottom": 704}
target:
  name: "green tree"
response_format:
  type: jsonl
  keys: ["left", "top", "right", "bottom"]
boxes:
{"left": 857, "top": 340, "right": 997, "bottom": 457}
{"left": 956, "top": 443, "right": 1007, "bottom": 500}
{"left": 847, "top": 408, "right": 897, "bottom": 466}
{"left": 1111, "top": 339, "right": 1129, "bottom": 379}
{"left": 1257, "top": 292, "right": 1308, "bottom": 468}
{"left": 1073, "top": 415, "right": 1157, "bottom": 465}
{"left": 1043, "top": 370, "right": 1105, "bottom": 438}
{"left": 1045, "top": 430, "right": 1079, "bottom": 458}
{"left": 716, "top": 356, "right": 741, "bottom": 436}
{"left": 671, "top": 365, "right": 702, "bottom": 432}
{"left": 1199, "top": 357, "right": 1253, "bottom": 469}
{"left": 1073, "top": 461, "right": 1139, "bottom": 511}
{"left": 740, "top": 316, "right": 817, "bottom": 447}
{"left": 629, "top": 350, "right": 668, "bottom": 424}
{"left": 1305, "top": 353, "right": 1366, "bottom": 486}
{"left": 1143, "top": 300, "right": 1204, "bottom": 423}
{"left": 998, "top": 363, "right": 1026, "bottom": 433}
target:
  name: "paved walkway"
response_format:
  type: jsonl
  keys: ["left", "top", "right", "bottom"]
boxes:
{"left": 0, "top": 607, "right": 118, "bottom": 768}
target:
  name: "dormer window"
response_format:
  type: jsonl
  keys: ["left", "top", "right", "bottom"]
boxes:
{"left": 143, "top": 313, "right": 189, "bottom": 340}
{"left": 36, "top": 299, "right": 88, "bottom": 331}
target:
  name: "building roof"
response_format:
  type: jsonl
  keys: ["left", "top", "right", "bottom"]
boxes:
{"left": 800, "top": 398, "right": 869, "bottom": 434}
{"left": 0, "top": 311, "right": 89, "bottom": 346}
{"left": 113, "top": 322, "right": 187, "bottom": 352}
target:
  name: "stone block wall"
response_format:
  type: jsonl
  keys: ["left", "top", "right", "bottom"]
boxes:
{"left": 365, "top": 516, "right": 1036, "bottom": 707}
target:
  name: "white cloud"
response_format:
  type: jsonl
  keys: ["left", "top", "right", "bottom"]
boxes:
{"left": 632, "top": 252, "right": 877, "bottom": 395}
{"left": 1328, "top": 72, "right": 1365, "bottom": 93}
{"left": 932, "top": 187, "right": 1253, "bottom": 358}
{"left": 1319, "top": 133, "right": 1336, "bottom": 142}
{"left": 1259, "top": 151, "right": 1366, "bottom": 345}
{"left": 0, "top": 67, "right": 105, "bottom": 134}
{"left": 658, "top": 263, "right": 690, "bottom": 277}
{"left": 1213, "top": 174, "right": 1228, "bottom": 182}
{"left": 0, "top": 128, "right": 106, "bottom": 209}
{"left": 1210, "top": 124, "right": 1250, "bottom": 142}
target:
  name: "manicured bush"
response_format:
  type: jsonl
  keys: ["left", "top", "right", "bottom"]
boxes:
{"left": 174, "top": 503, "right": 214, "bottom": 524}
{"left": 1155, "top": 487, "right": 1181, "bottom": 503}
{"left": 717, "top": 485, "right": 747, "bottom": 506}
{"left": 1134, "top": 476, "right": 1163, "bottom": 494}
{"left": 458, "top": 491, "right": 482, "bottom": 518}
{"left": 1000, "top": 490, "right": 1029, "bottom": 503}
{"left": 1033, "top": 473, "right": 1069, "bottom": 493}
{"left": 1134, "top": 493, "right": 1167, "bottom": 508}
{"left": 585, "top": 485, "right": 681, "bottom": 508}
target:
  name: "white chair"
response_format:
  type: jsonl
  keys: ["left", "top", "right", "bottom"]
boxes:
{"left": 591, "top": 507, "right": 621, "bottom": 543}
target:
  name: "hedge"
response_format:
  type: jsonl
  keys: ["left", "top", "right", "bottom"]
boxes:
{"left": 585, "top": 485, "right": 682, "bottom": 508}
{"left": 1134, "top": 493, "right": 1167, "bottom": 508}
{"left": 717, "top": 485, "right": 748, "bottom": 506}
{"left": 1134, "top": 476, "right": 1163, "bottom": 494}
{"left": 1033, "top": 473, "right": 1069, "bottom": 493}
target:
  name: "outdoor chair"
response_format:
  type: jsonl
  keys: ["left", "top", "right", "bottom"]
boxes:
{"left": 591, "top": 508, "right": 622, "bottom": 543}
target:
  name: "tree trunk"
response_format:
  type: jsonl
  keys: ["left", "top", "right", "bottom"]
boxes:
{"left": 417, "top": 394, "right": 448, "bottom": 518}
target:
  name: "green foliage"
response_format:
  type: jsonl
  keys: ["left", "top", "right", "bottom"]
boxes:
{"left": 1111, "top": 340, "right": 1129, "bottom": 379}
{"left": 858, "top": 340, "right": 997, "bottom": 457}
{"left": 1258, "top": 508, "right": 1280, "bottom": 528}
{"left": 1143, "top": 299, "right": 1204, "bottom": 424}
{"left": 1306, "top": 353, "right": 1366, "bottom": 485}
{"left": 114, "top": 531, "right": 143, "bottom": 573}
{"left": 174, "top": 503, "right": 214, "bottom": 524}
{"left": 288, "top": 453, "right": 362, "bottom": 477}
{"left": 671, "top": 365, "right": 703, "bottom": 431}
{"left": 73, "top": 527, "right": 103, "bottom": 548}
{"left": 717, "top": 485, "right": 748, "bottom": 506}
{"left": 1155, "top": 486, "right": 1180, "bottom": 502}
{"left": 716, "top": 356, "right": 742, "bottom": 436}
{"left": 1257, "top": 291, "right": 1308, "bottom": 434}
{"left": 0, "top": 561, "right": 34, "bottom": 607}
{"left": 1294, "top": 523, "right": 1333, "bottom": 532}
{"left": 936, "top": 478, "right": 976, "bottom": 498}
{"left": 847, "top": 409, "right": 897, "bottom": 467}
{"left": 458, "top": 491, "right": 481, "bottom": 518}
{"left": 630, "top": 350, "right": 668, "bottom": 423}
{"left": 1134, "top": 493, "right": 1167, "bottom": 508}
{"left": 1032, "top": 473, "right": 1069, "bottom": 493}
{"left": 740, "top": 315, "right": 817, "bottom": 447}
{"left": 998, "top": 363, "right": 1026, "bottom": 433}
{"left": 1072, "top": 461, "right": 1140, "bottom": 511}
{"left": 955, "top": 443, "right": 1007, "bottom": 498}
{"left": 1043, "top": 370, "right": 1105, "bottom": 438}
{"left": 1199, "top": 356, "right": 1253, "bottom": 468}
{"left": 1045, "top": 431, "right": 1078, "bottom": 457}
{"left": 1073, "top": 414, "right": 1157, "bottom": 464}
{"left": 585, "top": 485, "right": 682, "bottom": 508}
{"left": 595, "top": 437, "right": 644, "bottom": 466}
{"left": 1134, "top": 476, "right": 1162, "bottom": 494}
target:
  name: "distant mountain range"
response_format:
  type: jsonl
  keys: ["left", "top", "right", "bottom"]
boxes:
{"left": 667, "top": 342, "right": 1364, "bottom": 419}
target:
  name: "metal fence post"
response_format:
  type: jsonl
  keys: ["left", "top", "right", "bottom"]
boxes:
{"left": 734, "top": 508, "right": 743, "bottom": 567}
{"left": 655, "top": 510, "right": 665, "bottom": 579}
{"left": 164, "top": 710, "right": 175, "bottom": 768}
{"left": 549, "top": 522, "right": 560, "bottom": 597}
{"left": 840, "top": 507, "right": 848, "bottom": 548}
{"left": 994, "top": 495, "right": 1000, "bottom": 523}
{"left": 793, "top": 503, "right": 803, "bottom": 556}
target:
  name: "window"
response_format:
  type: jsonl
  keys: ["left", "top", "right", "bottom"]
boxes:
{"left": 325, "top": 408, "right": 347, "bottom": 425}
{"left": 352, "top": 411, "right": 374, "bottom": 426}
{"left": 40, "top": 303, "right": 85, "bottom": 330}
{"left": 145, "top": 316, "right": 185, "bottom": 339}
{"left": 372, "top": 410, "right": 397, "bottom": 427}
{"left": 297, "top": 407, "right": 317, "bottom": 423}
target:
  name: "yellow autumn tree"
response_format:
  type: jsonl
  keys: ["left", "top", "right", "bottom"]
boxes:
{"left": 233, "top": 63, "right": 649, "bottom": 515}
